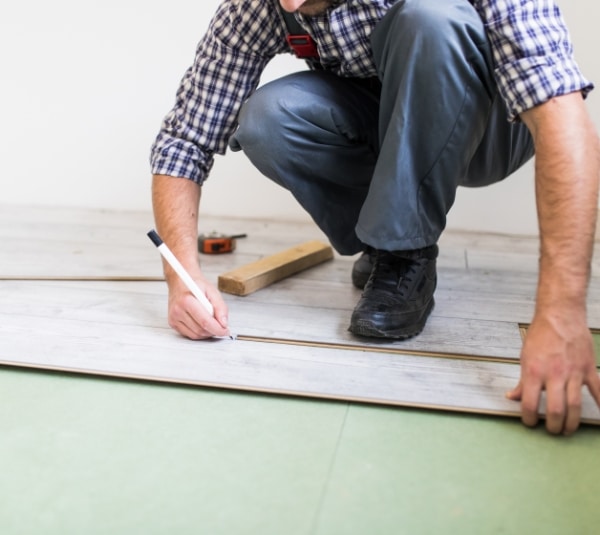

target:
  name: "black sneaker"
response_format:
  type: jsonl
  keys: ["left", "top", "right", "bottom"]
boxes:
{"left": 349, "top": 245, "right": 438, "bottom": 339}
{"left": 351, "top": 248, "right": 375, "bottom": 289}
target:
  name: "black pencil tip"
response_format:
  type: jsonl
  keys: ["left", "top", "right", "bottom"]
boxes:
{"left": 147, "top": 229, "right": 163, "bottom": 247}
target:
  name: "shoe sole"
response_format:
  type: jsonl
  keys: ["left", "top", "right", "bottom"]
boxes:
{"left": 349, "top": 300, "right": 435, "bottom": 340}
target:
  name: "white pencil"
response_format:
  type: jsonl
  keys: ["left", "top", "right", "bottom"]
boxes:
{"left": 147, "top": 229, "right": 214, "bottom": 315}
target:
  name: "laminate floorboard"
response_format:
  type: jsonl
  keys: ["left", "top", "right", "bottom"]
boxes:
{"left": 3, "top": 205, "right": 600, "bottom": 423}
{"left": 0, "top": 204, "right": 328, "bottom": 280}
{"left": 0, "top": 280, "right": 523, "bottom": 359}
{"left": 1, "top": 281, "right": 598, "bottom": 423}
{"left": 0, "top": 203, "right": 559, "bottom": 278}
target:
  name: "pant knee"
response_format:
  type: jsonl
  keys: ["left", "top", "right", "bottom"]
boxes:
{"left": 231, "top": 74, "right": 329, "bottom": 158}
{"left": 231, "top": 72, "right": 373, "bottom": 160}
{"left": 230, "top": 85, "right": 286, "bottom": 154}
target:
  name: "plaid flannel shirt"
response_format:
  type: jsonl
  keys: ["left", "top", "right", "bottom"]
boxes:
{"left": 150, "top": 0, "right": 593, "bottom": 184}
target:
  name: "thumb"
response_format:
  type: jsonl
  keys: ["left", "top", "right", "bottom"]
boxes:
{"left": 506, "top": 380, "right": 523, "bottom": 401}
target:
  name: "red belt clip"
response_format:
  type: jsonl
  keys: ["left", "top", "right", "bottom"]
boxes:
{"left": 286, "top": 34, "right": 319, "bottom": 59}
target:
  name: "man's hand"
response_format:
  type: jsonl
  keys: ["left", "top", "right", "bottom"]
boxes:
{"left": 507, "top": 311, "right": 600, "bottom": 435}
{"left": 509, "top": 92, "right": 600, "bottom": 434}
{"left": 167, "top": 270, "right": 230, "bottom": 340}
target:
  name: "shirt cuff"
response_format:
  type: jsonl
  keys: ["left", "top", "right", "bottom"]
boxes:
{"left": 495, "top": 55, "right": 594, "bottom": 121}
{"left": 150, "top": 135, "right": 214, "bottom": 184}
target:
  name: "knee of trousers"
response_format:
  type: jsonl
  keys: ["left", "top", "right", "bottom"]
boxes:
{"left": 229, "top": 86, "right": 286, "bottom": 160}
{"left": 371, "top": 0, "right": 490, "bottom": 71}
{"left": 230, "top": 74, "right": 324, "bottom": 162}
{"left": 229, "top": 79, "right": 314, "bottom": 190}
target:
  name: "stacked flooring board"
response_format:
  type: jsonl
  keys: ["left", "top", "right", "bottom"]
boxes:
{"left": 1, "top": 204, "right": 600, "bottom": 423}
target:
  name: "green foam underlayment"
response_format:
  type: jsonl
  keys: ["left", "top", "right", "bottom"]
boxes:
{"left": 1, "top": 366, "right": 600, "bottom": 535}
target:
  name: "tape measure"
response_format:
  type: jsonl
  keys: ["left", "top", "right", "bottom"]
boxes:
{"left": 198, "top": 232, "right": 247, "bottom": 254}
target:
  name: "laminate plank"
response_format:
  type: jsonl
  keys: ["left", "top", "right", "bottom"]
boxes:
{"left": 1, "top": 204, "right": 328, "bottom": 280}
{"left": 6, "top": 203, "right": 600, "bottom": 281}
{"left": 251, "top": 265, "right": 600, "bottom": 327}
{"left": 1, "top": 289, "right": 598, "bottom": 423}
{"left": 12, "top": 272, "right": 594, "bottom": 363}
{"left": 0, "top": 280, "right": 524, "bottom": 359}
{"left": 438, "top": 230, "right": 540, "bottom": 271}
{"left": 3, "top": 206, "right": 598, "bottom": 349}
{"left": 240, "top": 297, "right": 508, "bottom": 359}
{"left": 5, "top": 263, "right": 597, "bottom": 363}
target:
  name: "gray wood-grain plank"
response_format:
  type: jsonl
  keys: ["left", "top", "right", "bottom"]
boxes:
{"left": 0, "top": 280, "right": 524, "bottom": 359}
{"left": 2, "top": 204, "right": 600, "bottom": 422}
{"left": 1, "top": 281, "right": 598, "bottom": 423}
{"left": 0, "top": 204, "right": 328, "bottom": 279}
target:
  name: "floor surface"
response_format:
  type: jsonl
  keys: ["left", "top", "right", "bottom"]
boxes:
{"left": 2, "top": 205, "right": 600, "bottom": 533}
{"left": 2, "top": 366, "right": 600, "bottom": 534}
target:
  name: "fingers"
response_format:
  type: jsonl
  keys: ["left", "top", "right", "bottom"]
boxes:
{"left": 544, "top": 380, "right": 567, "bottom": 435}
{"left": 515, "top": 372, "right": 585, "bottom": 435}
{"left": 563, "top": 379, "right": 582, "bottom": 436}
{"left": 545, "top": 364, "right": 598, "bottom": 435}
{"left": 519, "top": 376, "right": 542, "bottom": 429}
{"left": 505, "top": 380, "right": 523, "bottom": 401}
{"left": 205, "top": 284, "right": 230, "bottom": 331}
{"left": 169, "top": 293, "right": 229, "bottom": 339}
{"left": 512, "top": 370, "right": 593, "bottom": 435}
{"left": 173, "top": 313, "right": 210, "bottom": 340}
{"left": 512, "top": 314, "right": 597, "bottom": 435}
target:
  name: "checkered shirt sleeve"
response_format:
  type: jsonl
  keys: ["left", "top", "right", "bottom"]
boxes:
{"left": 150, "top": 0, "right": 288, "bottom": 184}
{"left": 474, "top": 0, "right": 593, "bottom": 121}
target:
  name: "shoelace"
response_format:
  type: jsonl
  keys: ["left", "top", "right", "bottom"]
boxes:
{"left": 368, "top": 252, "right": 420, "bottom": 297}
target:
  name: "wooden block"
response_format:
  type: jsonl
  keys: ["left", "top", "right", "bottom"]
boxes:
{"left": 218, "top": 240, "right": 334, "bottom": 296}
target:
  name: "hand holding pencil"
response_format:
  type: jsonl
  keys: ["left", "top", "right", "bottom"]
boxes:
{"left": 148, "top": 230, "right": 232, "bottom": 340}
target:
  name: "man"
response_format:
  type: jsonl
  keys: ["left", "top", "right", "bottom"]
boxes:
{"left": 150, "top": 0, "right": 600, "bottom": 435}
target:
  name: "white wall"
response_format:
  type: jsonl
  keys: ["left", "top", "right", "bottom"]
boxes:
{"left": 1, "top": 0, "right": 598, "bottom": 236}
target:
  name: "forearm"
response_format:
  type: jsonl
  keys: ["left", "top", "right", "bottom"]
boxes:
{"left": 151, "top": 174, "right": 230, "bottom": 338}
{"left": 521, "top": 93, "right": 600, "bottom": 316}
{"left": 151, "top": 174, "right": 203, "bottom": 283}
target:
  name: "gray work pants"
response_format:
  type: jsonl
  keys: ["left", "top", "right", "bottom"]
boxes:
{"left": 229, "top": 0, "right": 535, "bottom": 255}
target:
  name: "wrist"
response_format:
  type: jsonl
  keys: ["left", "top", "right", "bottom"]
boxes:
{"left": 533, "top": 298, "right": 588, "bottom": 333}
{"left": 536, "top": 259, "right": 590, "bottom": 309}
